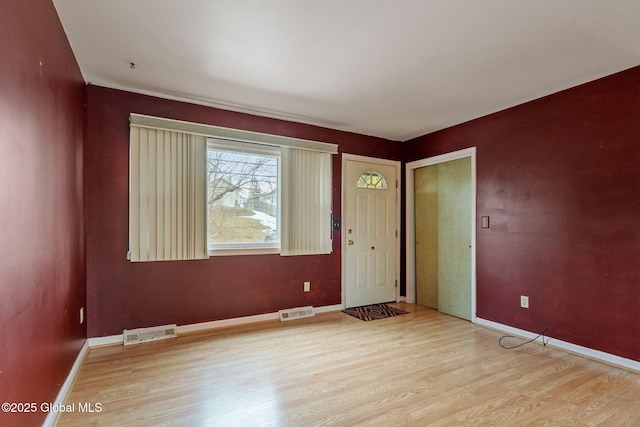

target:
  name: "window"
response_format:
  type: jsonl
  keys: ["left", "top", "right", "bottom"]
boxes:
{"left": 129, "top": 113, "right": 337, "bottom": 260}
{"left": 356, "top": 170, "right": 387, "bottom": 189}
{"left": 207, "top": 139, "right": 280, "bottom": 254}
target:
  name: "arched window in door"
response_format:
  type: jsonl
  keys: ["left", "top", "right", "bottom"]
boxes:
{"left": 356, "top": 170, "right": 387, "bottom": 189}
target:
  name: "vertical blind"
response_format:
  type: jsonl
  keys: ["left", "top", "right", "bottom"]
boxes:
{"left": 280, "top": 147, "right": 333, "bottom": 256}
{"left": 129, "top": 126, "right": 208, "bottom": 261}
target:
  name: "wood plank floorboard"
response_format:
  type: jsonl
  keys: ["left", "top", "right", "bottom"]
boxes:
{"left": 56, "top": 304, "right": 640, "bottom": 426}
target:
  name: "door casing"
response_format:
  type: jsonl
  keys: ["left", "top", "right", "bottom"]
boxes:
{"left": 342, "top": 154, "right": 401, "bottom": 308}
{"left": 405, "top": 147, "right": 477, "bottom": 322}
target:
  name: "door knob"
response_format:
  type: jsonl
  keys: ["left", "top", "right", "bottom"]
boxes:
{"left": 348, "top": 240, "right": 354, "bottom": 245}
{"left": 371, "top": 246, "right": 375, "bottom": 251}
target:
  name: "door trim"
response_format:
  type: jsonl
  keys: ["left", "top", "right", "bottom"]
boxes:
{"left": 342, "top": 154, "right": 402, "bottom": 308}
{"left": 405, "top": 147, "right": 477, "bottom": 322}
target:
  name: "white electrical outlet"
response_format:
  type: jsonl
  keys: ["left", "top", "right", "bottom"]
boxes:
{"left": 304, "top": 281, "right": 310, "bottom": 292}
{"left": 520, "top": 296, "right": 529, "bottom": 309}
{"left": 80, "top": 307, "right": 84, "bottom": 324}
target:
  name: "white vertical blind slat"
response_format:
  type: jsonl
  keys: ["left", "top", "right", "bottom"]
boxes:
{"left": 188, "top": 136, "right": 196, "bottom": 255}
{"left": 129, "top": 127, "right": 141, "bottom": 260}
{"left": 148, "top": 129, "right": 157, "bottom": 260}
{"left": 139, "top": 129, "right": 150, "bottom": 261}
{"left": 178, "top": 135, "right": 185, "bottom": 258}
{"left": 155, "top": 132, "right": 165, "bottom": 258}
{"left": 170, "top": 133, "right": 178, "bottom": 260}
{"left": 163, "top": 135, "right": 171, "bottom": 259}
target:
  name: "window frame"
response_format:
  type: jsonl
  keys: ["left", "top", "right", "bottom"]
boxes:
{"left": 206, "top": 138, "right": 281, "bottom": 256}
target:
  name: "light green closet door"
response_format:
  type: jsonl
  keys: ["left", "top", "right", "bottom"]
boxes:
{"left": 415, "top": 165, "right": 438, "bottom": 309}
{"left": 438, "top": 157, "right": 471, "bottom": 320}
{"left": 415, "top": 157, "right": 471, "bottom": 321}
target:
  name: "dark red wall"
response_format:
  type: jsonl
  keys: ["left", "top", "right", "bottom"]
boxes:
{"left": 0, "top": 1, "right": 86, "bottom": 426}
{"left": 4, "top": 2, "right": 638, "bottom": 421}
{"left": 404, "top": 66, "right": 640, "bottom": 361}
{"left": 85, "top": 86, "right": 401, "bottom": 337}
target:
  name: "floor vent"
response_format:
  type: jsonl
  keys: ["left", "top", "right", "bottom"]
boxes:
{"left": 279, "top": 306, "right": 315, "bottom": 322}
{"left": 123, "top": 324, "right": 177, "bottom": 345}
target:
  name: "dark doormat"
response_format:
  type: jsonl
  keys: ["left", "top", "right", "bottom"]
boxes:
{"left": 343, "top": 303, "right": 408, "bottom": 321}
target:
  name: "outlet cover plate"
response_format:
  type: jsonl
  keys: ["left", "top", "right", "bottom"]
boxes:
{"left": 520, "top": 296, "right": 529, "bottom": 308}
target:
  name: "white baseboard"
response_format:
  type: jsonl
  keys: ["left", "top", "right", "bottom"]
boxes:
{"left": 42, "top": 340, "right": 89, "bottom": 427}
{"left": 475, "top": 317, "right": 640, "bottom": 373}
{"left": 315, "top": 304, "right": 344, "bottom": 313}
{"left": 87, "top": 334, "right": 124, "bottom": 347}
{"left": 87, "top": 304, "right": 344, "bottom": 347}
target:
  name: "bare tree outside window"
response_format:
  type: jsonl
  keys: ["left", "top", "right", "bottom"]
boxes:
{"left": 207, "top": 149, "right": 278, "bottom": 245}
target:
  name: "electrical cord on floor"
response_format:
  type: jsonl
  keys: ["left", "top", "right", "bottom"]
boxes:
{"left": 499, "top": 328, "right": 549, "bottom": 349}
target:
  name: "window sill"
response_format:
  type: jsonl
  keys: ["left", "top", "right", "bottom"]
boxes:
{"left": 208, "top": 247, "right": 280, "bottom": 257}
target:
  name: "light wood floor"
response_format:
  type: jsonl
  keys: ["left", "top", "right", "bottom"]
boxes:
{"left": 57, "top": 303, "right": 640, "bottom": 426}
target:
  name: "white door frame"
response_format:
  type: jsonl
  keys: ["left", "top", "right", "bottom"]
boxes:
{"left": 405, "top": 147, "right": 477, "bottom": 323}
{"left": 342, "top": 154, "right": 402, "bottom": 308}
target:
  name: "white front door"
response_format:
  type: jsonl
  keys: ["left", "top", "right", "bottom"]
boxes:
{"left": 344, "top": 159, "right": 398, "bottom": 308}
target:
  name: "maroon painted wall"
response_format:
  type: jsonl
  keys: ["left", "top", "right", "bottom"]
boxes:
{"left": 404, "top": 66, "right": 640, "bottom": 361}
{"left": 85, "top": 85, "right": 401, "bottom": 337}
{"left": 0, "top": 1, "right": 86, "bottom": 426}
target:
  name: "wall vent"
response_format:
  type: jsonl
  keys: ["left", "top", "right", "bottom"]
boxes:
{"left": 123, "top": 324, "right": 177, "bottom": 345}
{"left": 278, "top": 306, "right": 315, "bottom": 322}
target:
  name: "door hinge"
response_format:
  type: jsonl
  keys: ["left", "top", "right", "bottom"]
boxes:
{"left": 396, "top": 230, "right": 398, "bottom": 238}
{"left": 396, "top": 180, "right": 398, "bottom": 188}
{"left": 395, "top": 279, "right": 398, "bottom": 288}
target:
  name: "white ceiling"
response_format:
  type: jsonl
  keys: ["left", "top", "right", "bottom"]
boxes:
{"left": 54, "top": 0, "right": 640, "bottom": 141}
